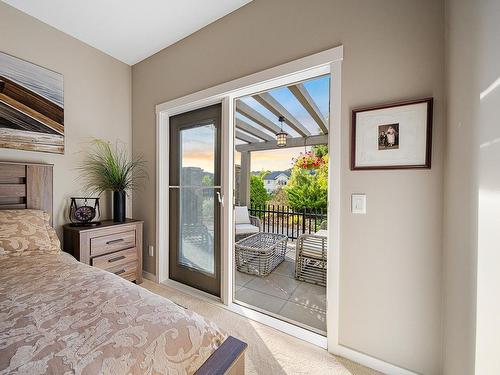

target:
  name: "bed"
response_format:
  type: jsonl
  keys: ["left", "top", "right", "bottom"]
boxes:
{"left": 0, "top": 161, "right": 246, "bottom": 375}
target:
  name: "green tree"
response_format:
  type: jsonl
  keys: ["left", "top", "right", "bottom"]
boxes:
{"left": 285, "top": 151, "right": 328, "bottom": 210}
{"left": 250, "top": 172, "right": 269, "bottom": 207}
{"left": 269, "top": 186, "right": 289, "bottom": 207}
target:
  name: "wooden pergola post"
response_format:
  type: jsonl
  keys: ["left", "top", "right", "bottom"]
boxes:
{"left": 239, "top": 151, "right": 251, "bottom": 206}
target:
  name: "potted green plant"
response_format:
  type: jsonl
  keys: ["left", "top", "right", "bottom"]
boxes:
{"left": 78, "top": 139, "right": 147, "bottom": 222}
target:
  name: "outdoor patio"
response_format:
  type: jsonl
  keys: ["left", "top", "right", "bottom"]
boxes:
{"left": 235, "top": 242, "right": 327, "bottom": 334}
{"left": 232, "top": 75, "right": 329, "bottom": 335}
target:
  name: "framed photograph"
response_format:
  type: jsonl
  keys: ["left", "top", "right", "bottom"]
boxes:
{"left": 351, "top": 98, "right": 433, "bottom": 170}
{"left": 0, "top": 51, "right": 64, "bottom": 154}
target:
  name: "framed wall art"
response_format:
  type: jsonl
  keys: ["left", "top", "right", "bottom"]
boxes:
{"left": 351, "top": 98, "right": 433, "bottom": 170}
{"left": 0, "top": 51, "right": 64, "bottom": 154}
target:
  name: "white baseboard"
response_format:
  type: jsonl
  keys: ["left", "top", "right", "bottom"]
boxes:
{"left": 332, "top": 344, "right": 419, "bottom": 375}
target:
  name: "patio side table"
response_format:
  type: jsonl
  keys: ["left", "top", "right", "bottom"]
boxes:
{"left": 235, "top": 232, "right": 287, "bottom": 276}
{"left": 295, "top": 230, "right": 327, "bottom": 286}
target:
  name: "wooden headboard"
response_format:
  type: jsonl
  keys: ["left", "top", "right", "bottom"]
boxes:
{"left": 0, "top": 161, "right": 53, "bottom": 224}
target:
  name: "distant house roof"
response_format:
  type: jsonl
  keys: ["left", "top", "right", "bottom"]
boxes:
{"left": 263, "top": 170, "right": 291, "bottom": 180}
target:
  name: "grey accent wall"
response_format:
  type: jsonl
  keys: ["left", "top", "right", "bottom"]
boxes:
{"left": 132, "top": 0, "right": 445, "bottom": 373}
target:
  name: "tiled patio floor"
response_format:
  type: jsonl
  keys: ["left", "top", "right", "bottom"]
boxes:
{"left": 235, "top": 244, "right": 327, "bottom": 334}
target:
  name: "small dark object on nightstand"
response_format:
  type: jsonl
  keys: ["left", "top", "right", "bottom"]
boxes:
{"left": 69, "top": 197, "right": 101, "bottom": 227}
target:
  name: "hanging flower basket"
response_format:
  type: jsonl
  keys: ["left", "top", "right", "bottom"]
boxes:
{"left": 293, "top": 151, "right": 325, "bottom": 170}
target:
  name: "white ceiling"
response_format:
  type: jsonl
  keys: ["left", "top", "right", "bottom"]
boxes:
{"left": 2, "top": 0, "right": 252, "bottom": 65}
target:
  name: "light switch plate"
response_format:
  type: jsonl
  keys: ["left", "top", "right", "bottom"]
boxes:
{"left": 351, "top": 194, "right": 366, "bottom": 214}
{"left": 148, "top": 245, "right": 154, "bottom": 257}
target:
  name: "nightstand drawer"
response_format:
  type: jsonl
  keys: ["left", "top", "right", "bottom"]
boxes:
{"left": 105, "top": 261, "right": 138, "bottom": 282}
{"left": 63, "top": 219, "right": 143, "bottom": 284}
{"left": 92, "top": 248, "right": 137, "bottom": 270}
{"left": 90, "top": 230, "right": 135, "bottom": 256}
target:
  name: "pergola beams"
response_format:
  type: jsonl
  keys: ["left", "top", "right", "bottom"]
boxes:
{"left": 235, "top": 101, "right": 281, "bottom": 134}
{"left": 235, "top": 80, "right": 329, "bottom": 147}
{"left": 252, "top": 92, "right": 311, "bottom": 137}
{"left": 235, "top": 134, "right": 328, "bottom": 152}
{"left": 288, "top": 83, "right": 328, "bottom": 134}
{"left": 235, "top": 130, "right": 261, "bottom": 144}
{"left": 235, "top": 118, "right": 274, "bottom": 141}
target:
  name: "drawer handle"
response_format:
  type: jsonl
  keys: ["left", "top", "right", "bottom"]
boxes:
{"left": 106, "top": 238, "right": 124, "bottom": 245}
{"left": 108, "top": 255, "right": 126, "bottom": 263}
{"left": 114, "top": 269, "right": 126, "bottom": 275}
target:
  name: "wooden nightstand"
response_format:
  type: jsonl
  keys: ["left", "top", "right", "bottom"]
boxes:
{"left": 63, "top": 219, "right": 143, "bottom": 284}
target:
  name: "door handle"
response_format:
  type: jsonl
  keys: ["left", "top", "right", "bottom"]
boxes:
{"left": 216, "top": 191, "right": 224, "bottom": 207}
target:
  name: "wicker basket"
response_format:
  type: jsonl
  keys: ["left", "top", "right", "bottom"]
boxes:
{"left": 235, "top": 232, "right": 287, "bottom": 276}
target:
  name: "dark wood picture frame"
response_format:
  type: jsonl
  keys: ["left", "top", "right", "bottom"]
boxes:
{"left": 351, "top": 98, "right": 433, "bottom": 170}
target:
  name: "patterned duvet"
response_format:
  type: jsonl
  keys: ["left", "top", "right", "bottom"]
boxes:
{"left": 0, "top": 252, "right": 226, "bottom": 375}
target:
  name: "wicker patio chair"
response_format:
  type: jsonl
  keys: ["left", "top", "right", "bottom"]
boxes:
{"left": 295, "top": 230, "right": 327, "bottom": 286}
{"left": 250, "top": 215, "right": 261, "bottom": 229}
{"left": 236, "top": 214, "right": 261, "bottom": 241}
{"left": 234, "top": 206, "right": 261, "bottom": 241}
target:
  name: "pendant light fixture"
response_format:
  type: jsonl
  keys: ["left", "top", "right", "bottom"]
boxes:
{"left": 276, "top": 116, "right": 287, "bottom": 147}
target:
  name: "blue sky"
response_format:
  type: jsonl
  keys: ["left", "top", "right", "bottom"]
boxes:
{"left": 237, "top": 75, "right": 330, "bottom": 139}
{"left": 182, "top": 75, "right": 330, "bottom": 172}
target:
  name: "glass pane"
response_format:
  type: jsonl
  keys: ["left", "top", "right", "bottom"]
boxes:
{"left": 177, "top": 123, "right": 217, "bottom": 275}
{"left": 178, "top": 187, "right": 215, "bottom": 275}
{"left": 180, "top": 124, "right": 216, "bottom": 187}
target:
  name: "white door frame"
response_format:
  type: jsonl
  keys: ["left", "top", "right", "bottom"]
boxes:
{"left": 156, "top": 45, "right": 341, "bottom": 345}
{"left": 155, "top": 45, "right": 416, "bottom": 375}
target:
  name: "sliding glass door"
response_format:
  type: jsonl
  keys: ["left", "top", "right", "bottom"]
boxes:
{"left": 157, "top": 48, "right": 342, "bottom": 351}
{"left": 169, "top": 104, "right": 222, "bottom": 297}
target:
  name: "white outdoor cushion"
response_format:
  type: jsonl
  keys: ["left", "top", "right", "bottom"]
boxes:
{"left": 235, "top": 223, "right": 259, "bottom": 235}
{"left": 234, "top": 206, "right": 251, "bottom": 224}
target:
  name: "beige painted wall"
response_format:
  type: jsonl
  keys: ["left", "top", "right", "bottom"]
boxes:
{"left": 0, "top": 2, "right": 132, "bottom": 236}
{"left": 132, "top": 0, "right": 444, "bottom": 373}
{"left": 442, "top": 0, "right": 478, "bottom": 373}
{"left": 475, "top": 2, "right": 500, "bottom": 373}
{"left": 444, "top": 0, "right": 500, "bottom": 373}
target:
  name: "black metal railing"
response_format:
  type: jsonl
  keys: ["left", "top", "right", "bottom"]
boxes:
{"left": 248, "top": 204, "right": 327, "bottom": 240}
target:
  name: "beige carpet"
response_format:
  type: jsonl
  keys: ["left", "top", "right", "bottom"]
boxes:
{"left": 141, "top": 279, "right": 383, "bottom": 375}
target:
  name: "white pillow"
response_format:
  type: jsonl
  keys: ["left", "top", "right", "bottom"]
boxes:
{"left": 234, "top": 206, "right": 251, "bottom": 224}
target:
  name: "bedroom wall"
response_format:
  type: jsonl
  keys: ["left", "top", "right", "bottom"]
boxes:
{"left": 0, "top": 2, "right": 132, "bottom": 235}
{"left": 442, "top": 0, "right": 478, "bottom": 373}
{"left": 444, "top": 0, "right": 500, "bottom": 373}
{"left": 132, "top": 0, "right": 444, "bottom": 373}
{"left": 474, "top": 2, "right": 500, "bottom": 371}
{"left": 474, "top": 2, "right": 500, "bottom": 372}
